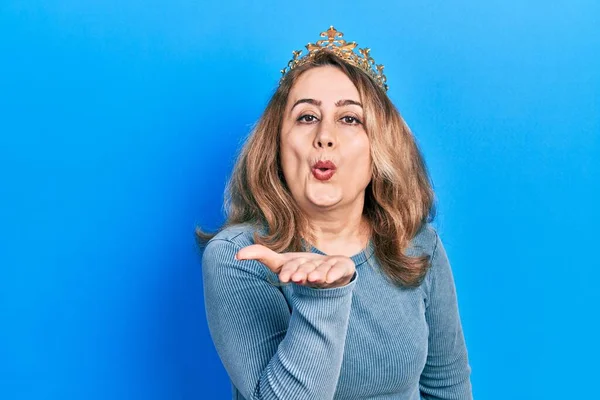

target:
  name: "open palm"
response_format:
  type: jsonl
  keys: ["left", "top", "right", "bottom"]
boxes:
{"left": 236, "top": 244, "right": 356, "bottom": 289}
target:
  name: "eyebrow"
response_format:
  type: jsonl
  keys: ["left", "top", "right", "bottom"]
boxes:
{"left": 290, "top": 98, "right": 363, "bottom": 111}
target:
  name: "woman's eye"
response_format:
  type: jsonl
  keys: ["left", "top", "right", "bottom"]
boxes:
{"left": 296, "top": 115, "right": 361, "bottom": 124}
{"left": 298, "top": 114, "right": 318, "bottom": 123}
{"left": 342, "top": 116, "right": 362, "bottom": 125}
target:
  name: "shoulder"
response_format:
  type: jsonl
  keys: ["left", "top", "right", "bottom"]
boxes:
{"left": 405, "top": 222, "right": 448, "bottom": 293}
{"left": 202, "top": 222, "right": 265, "bottom": 264}
{"left": 207, "top": 222, "right": 265, "bottom": 249}
{"left": 406, "top": 222, "right": 440, "bottom": 258}
{"left": 202, "top": 222, "right": 271, "bottom": 279}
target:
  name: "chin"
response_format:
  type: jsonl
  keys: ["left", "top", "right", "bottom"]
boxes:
{"left": 305, "top": 192, "right": 343, "bottom": 208}
{"left": 309, "top": 199, "right": 341, "bottom": 209}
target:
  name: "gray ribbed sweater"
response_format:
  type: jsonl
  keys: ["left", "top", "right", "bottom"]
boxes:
{"left": 201, "top": 222, "right": 472, "bottom": 399}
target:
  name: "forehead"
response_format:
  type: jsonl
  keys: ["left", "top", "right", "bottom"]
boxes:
{"left": 288, "top": 66, "right": 360, "bottom": 104}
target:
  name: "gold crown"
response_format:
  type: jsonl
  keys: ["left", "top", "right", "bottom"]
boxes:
{"left": 280, "top": 26, "right": 388, "bottom": 91}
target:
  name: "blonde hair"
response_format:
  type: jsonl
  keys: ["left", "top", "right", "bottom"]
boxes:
{"left": 196, "top": 51, "right": 436, "bottom": 287}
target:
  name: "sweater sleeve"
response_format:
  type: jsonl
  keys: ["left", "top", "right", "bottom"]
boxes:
{"left": 201, "top": 238, "right": 357, "bottom": 400}
{"left": 419, "top": 233, "right": 473, "bottom": 400}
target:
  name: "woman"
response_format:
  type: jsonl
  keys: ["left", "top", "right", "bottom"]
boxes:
{"left": 197, "top": 26, "right": 472, "bottom": 400}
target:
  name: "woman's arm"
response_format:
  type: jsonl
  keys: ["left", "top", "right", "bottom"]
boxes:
{"left": 419, "top": 233, "right": 473, "bottom": 400}
{"left": 202, "top": 238, "right": 356, "bottom": 400}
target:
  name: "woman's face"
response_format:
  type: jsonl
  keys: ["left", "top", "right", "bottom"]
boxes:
{"left": 280, "top": 66, "right": 372, "bottom": 212}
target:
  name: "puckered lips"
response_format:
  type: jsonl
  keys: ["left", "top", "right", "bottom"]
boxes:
{"left": 311, "top": 160, "right": 337, "bottom": 181}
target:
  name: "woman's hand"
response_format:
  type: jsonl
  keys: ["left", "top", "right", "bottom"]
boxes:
{"left": 235, "top": 244, "right": 356, "bottom": 289}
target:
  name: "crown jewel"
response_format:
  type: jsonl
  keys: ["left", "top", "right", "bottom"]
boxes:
{"left": 280, "top": 26, "right": 388, "bottom": 91}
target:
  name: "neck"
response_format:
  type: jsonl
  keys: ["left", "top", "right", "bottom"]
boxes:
{"left": 303, "top": 198, "right": 371, "bottom": 256}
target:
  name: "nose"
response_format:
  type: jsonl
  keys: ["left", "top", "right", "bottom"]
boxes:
{"left": 313, "top": 119, "right": 336, "bottom": 149}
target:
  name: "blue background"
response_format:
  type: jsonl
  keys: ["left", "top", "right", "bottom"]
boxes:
{"left": 1, "top": 1, "right": 598, "bottom": 399}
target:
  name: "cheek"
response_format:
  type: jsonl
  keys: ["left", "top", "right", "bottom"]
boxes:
{"left": 348, "top": 137, "right": 372, "bottom": 172}
{"left": 279, "top": 137, "right": 306, "bottom": 176}
{"left": 357, "top": 154, "right": 373, "bottom": 183}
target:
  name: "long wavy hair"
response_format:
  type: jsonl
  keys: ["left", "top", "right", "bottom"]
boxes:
{"left": 196, "top": 51, "right": 437, "bottom": 287}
